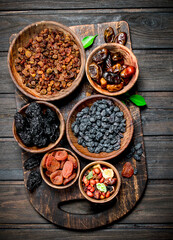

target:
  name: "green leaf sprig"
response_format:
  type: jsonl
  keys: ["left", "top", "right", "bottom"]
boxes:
{"left": 86, "top": 171, "right": 93, "bottom": 180}
{"left": 121, "top": 93, "right": 147, "bottom": 107}
{"left": 82, "top": 35, "right": 98, "bottom": 49}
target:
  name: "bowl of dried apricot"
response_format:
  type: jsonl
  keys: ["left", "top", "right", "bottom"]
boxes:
{"left": 40, "top": 148, "right": 80, "bottom": 189}
{"left": 8, "top": 21, "right": 85, "bottom": 101}
{"left": 86, "top": 43, "right": 139, "bottom": 96}
{"left": 79, "top": 161, "right": 121, "bottom": 203}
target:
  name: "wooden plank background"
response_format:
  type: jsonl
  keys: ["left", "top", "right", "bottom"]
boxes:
{"left": 0, "top": 0, "right": 173, "bottom": 239}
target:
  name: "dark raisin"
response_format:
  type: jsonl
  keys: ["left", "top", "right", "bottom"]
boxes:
{"left": 134, "top": 154, "right": 141, "bottom": 161}
{"left": 135, "top": 143, "right": 142, "bottom": 150}
{"left": 134, "top": 168, "right": 138, "bottom": 175}
{"left": 25, "top": 102, "right": 41, "bottom": 118}
{"left": 14, "top": 112, "right": 26, "bottom": 132}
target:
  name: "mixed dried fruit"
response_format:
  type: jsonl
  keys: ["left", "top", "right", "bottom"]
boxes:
{"left": 42, "top": 150, "right": 78, "bottom": 186}
{"left": 71, "top": 99, "right": 126, "bottom": 153}
{"left": 14, "top": 28, "right": 81, "bottom": 95}
{"left": 82, "top": 164, "right": 117, "bottom": 200}
{"left": 121, "top": 162, "right": 134, "bottom": 178}
{"left": 89, "top": 48, "right": 135, "bottom": 92}
{"left": 14, "top": 102, "right": 60, "bottom": 148}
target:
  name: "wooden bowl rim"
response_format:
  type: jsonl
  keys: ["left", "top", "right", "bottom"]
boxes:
{"left": 66, "top": 94, "right": 134, "bottom": 161}
{"left": 12, "top": 101, "right": 65, "bottom": 153}
{"left": 85, "top": 43, "right": 139, "bottom": 96}
{"left": 40, "top": 147, "right": 80, "bottom": 189}
{"left": 78, "top": 161, "right": 121, "bottom": 203}
{"left": 7, "top": 20, "right": 85, "bottom": 101}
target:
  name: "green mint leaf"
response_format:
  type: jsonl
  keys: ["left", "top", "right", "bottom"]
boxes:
{"left": 96, "top": 183, "right": 107, "bottom": 193}
{"left": 82, "top": 35, "right": 98, "bottom": 49}
{"left": 86, "top": 171, "right": 93, "bottom": 180}
{"left": 129, "top": 94, "right": 147, "bottom": 106}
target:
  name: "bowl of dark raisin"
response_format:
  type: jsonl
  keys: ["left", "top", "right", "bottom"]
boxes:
{"left": 8, "top": 21, "right": 85, "bottom": 101}
{"left": 13, "top": 101, "right": 65, "bottom": 153}
{"left": 78, "top": 161, "right": 121, "bottom": 203}
{"left": 86, "top": 43, "right": 139, "bottom": 96}
{"left": 66, "top": 95, "right": 134, "bottom": 161}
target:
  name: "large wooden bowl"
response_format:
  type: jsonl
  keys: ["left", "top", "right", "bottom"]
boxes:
{"left": 78, "top": 161, "right": 121, "bottom": 203}
{"left": 8, "top": 21, "right": 85, "bottom": 101}
{"left": 86, "top": 43, "right": 139, "bottom": 96}
{"left": 66, "top": 95, "right": 134, "bottom": 161}
{"left": 13, "top": 101, "right": 65, "bottom": 153}
{"left": 40, "top": 147, "right": 80, "bottom": 189}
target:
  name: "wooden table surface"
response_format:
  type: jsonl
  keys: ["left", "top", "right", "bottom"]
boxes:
{"left": 0, "top": 1, "right": 173, "bottom": 239}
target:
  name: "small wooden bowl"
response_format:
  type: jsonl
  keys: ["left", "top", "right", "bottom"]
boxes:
{"left": 40, "top": 147, "right": 80, "bottom": 189}
{"left": 86, "top": 43, "right": 139, "bottom": 96}
{"left": 66, "top": 95, "right": 134, "bottom": 161}
{"left": 13, "top": 101, "right": 65, "bottom": 153}
{"left": 79, "top": 161, "right": 121, "bottom": 203}
{"left": 8, "top": 21, "right": 85, "bottom": 101}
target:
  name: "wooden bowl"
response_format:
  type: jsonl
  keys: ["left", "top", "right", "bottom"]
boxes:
{"left": 40, "top": 147, "right": 80, "bottom": 189}
{"left": 86, "top": 43, "right": 139, "bottom": 96}
{"left": 78, "top": 161, "right": 121, "bottom": 203}
{"left": 66, "top": 95, "right": 134, "bottom": 161}
{"left": 13, "top": 101, "right": 65, "bottom": 153}
{"left": 8, "top": 21, "right": 85, "bottom": 101}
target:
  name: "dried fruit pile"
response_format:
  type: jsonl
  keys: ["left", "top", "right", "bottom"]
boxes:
{"left": 42, "top": 150, "right": 78, "bottom": 186}
{"left": 71, "top": 99, "right": 126, "bottom": 153}
{"left": 89, "top": 47, "right": 136, "bottom": 92}
{"left": 15, "top": 28, "right": 81, "bottom": 95}
{"left": 82, "top": 164, "right": 117, "bottom": 200}
{"left": 14, "top": 102, "right": 60, "bottom": 148}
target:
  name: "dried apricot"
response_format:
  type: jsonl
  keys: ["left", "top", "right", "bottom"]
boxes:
{"left": 62, "top": 161, "right": 73, "bottom": 179}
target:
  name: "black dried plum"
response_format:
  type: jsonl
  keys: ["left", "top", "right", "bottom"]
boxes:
{"left": 18, "top": 130, "right": 32, "bottom": 146}
{"left": 30, "top": 116, "right": 44, "bottom": 136}
{"left": 27, "top": 170, "right": 42, "bottom": 192}
{"left": 25, "top": 102, "right": 41, "bottom": 118}
{"left": 24, "top": 154, "right": 42, "bottom": 170}
{"left": 45, "top": 108, "right": 58, "bottom": 123}
{"left": 49, "top": 123, "right": 59, "bottom": 143}
{"left": 14, "top": 112, "right": 26, "bottom": 132}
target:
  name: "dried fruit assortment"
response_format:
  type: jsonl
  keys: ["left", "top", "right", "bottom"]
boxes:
{"left": 82, "top": 164, "right": 117, "bottom": 200}
{"left": 89, "top": 47, "right": 136, "bottom": 92}
{"left": 14, "top": 102, "right": 60, "bottom": 148}
{"left": 71, "top": 99, "right": 126, "bottom": 153}
{"left": 42, "top": 150, "right": 78, "bottom": 186}
{"left": 14, "top": 28, "right": 81, "bottom": 95}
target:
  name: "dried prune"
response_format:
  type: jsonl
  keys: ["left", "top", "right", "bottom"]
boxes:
{"left": 115, "top": 32, "right": 127, "bottom": 45}
{"left": 44, "top": 108, "right": 58, "bottom": 123}
{"left": 104, "top": 27, "right": 115, "bottom": 43}
{"left": 14, "top": 112, "right": 26, "bottom": 132}
{"left": 30, "top": 116, "right": 44, "bottom": 136}
{"left": 49, "top": 123, "right": 59, "bottom": 142}
{"left": 27, "top": 170, "right": 42, "bottom": 192}
{"left": 18, "top": 130, "right": 32, "bottom": 146}
{"left": 25, "top": 102, "right": 41, "bottom": 118}
{"left": 92, "top": 48, "right": 108, "bottom": 64}
{"left": 24, "top": 154, "right": 42, "bottom": 170}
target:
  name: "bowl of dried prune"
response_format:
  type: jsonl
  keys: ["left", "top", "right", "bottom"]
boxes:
{"left": 66, "top": 95, "right": 134, "bottom": 161}
{"left": 78, "top": 161, "right": 121, "bottom": 203}
{"left": 86, "top": 43, "right": 139, "bottom": 96}
{"left": 13, "top": 101, "right": 65, "bottom": 153}
{"left": 40, "top": 148, "right": 80, "bottom": 189}
{"left": 8, "top": 21, "right": 85, "bottom": 101}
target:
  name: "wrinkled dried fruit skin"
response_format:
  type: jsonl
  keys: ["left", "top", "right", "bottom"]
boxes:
{"left": 24, "top": 154, "right": 42, "bottom": 170}
{"left": 111, "top": 53, "right": 123, "bottom": 62}
{"left": 14, "top": 112, "right": 26, "bottom": 132}
{"left": 115, "top": 32, "right": 127, "bottom": 45}
{"left": 120, "top": 66, "right": 136, "bottom": 78}
{"left": 62, "top": 161, "right": 74, "bottom": 178}
{"left": 105, "top": 54, "right": 112, "bottom": 69}
{"left": 104, "top": 27, "right": 115, "bottom": 43}
{"left": 107, "top": 83, "right": 124, "bottom": 92}
{"left": 27, "top": 170, "right": 42, "bottom": 192}
{"left": 103, "top": 72, "right": 121, "bottom": 84}
{"left": 112, "top": 63, "right": 122, "bottom": 73}
{"left": 89, "top": 62, "right": 102, "bottom": 82}
{"left": 92, "top": 48, "right": 108, "bottom": 64}
{"left": 50, "top": 170, "right": 63, "bottom": 185}
{"left": 68, "top": 155, "right": 78, "bottom": 169}
{"left": 122, "top": 162, "right": 134, "bottom": 178}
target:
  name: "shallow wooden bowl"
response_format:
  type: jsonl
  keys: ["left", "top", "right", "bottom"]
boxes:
{"left": 66, "top": 95, "right": 134, "bottom": 161}
{"left": 40, "top": 147, "right": 80, "bottom": 189}
{"left": 13, "top": 101, "right": 65, "bottom": 153}
{"left": 86, "top": 43, "right": 139, "bottom": 96}
{"left": 8, "top": 21, "right": 85, "bottom": 101}
{"left": 78, "top": 161, "right": 121, "bottom": 203}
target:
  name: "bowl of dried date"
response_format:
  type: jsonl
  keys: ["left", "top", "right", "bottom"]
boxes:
{"left": 13, "top": 101, "right": 65, "bottom": 153}
{"left": 66, "top": 95, "right": 134, "bottom": 161}
{"left": 86, "top": 43, "right": 139, "bottom": 96}
{"left": 8, "top": 21, "right": 85, "bottom": 101}
{"left": 40, "top": 148, "right": 80, "bottom": 189}
{"left": 79, "top": 161, "right": 121, "bottom": 203}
